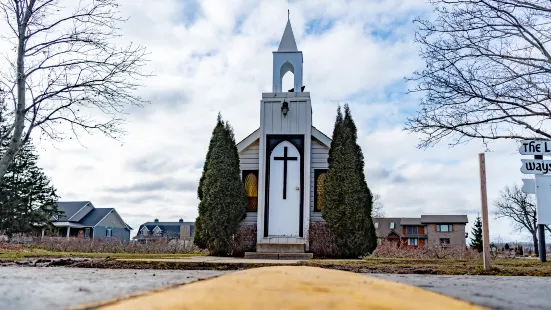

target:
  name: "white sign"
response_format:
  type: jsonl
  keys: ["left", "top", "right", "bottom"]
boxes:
{"left": 520, "top": 159, "right": 551, "bottom": 175}
{"left": 535, "top": 175, "right": 551, "bottom": 225}
{"left": 519, "top": 140, "right": 551, "bottom": 155}
{"left": 522, "top": 178, "right": 536, "bottom": 194}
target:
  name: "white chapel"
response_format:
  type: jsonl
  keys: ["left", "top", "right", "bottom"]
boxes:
{"left": 236, "top": 17, "right": 331, "bottom": 258}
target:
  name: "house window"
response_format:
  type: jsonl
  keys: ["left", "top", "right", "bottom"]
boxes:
{"left": 242, "top": 170, "right": 258, "bottom": 212}
{"left": 406, "top": 226, "right": 418, "bottom": 235}
{"left": 374, "top": 222, "right": 379, "bottom": 229}
{"left": 140, "top": 226, "right": 149, "bottom": 236}
{"left": 436, "top": 224, "right": 453, "bottom": 232}
{"left": 152, "top": 226, "right": 162, "bottom": 236}
{"left": 84, "top": 228, "right": 90, "bottom": 239}
{"left": 314, "top": 169, "right": 328, "bottom": 212}
{"left": 440, "top": 238, "right": 451, "bottom": 245}
{"left": 408, "top": 238, "right": 418, "bottom": 246}
{"left": 390, "top": 222, "right": 395, "bottom": 229}
{"left": 106, "top": 229, "right": 112, "bottom": 237}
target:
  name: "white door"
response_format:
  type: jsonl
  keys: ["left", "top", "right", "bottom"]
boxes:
{"left": 268, "top": 141, "right": 301, "bottom": 236}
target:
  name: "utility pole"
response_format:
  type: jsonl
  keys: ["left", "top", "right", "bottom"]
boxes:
{"left": 479, "top": 153, "right": 491, "bottom": 271}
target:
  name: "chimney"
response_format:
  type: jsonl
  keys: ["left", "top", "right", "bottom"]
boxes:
{"left": 179, "top": 218, "right": 184, "bottom": 223}
{"left": 154, "top": 218, "right": 159, "bottom": 223}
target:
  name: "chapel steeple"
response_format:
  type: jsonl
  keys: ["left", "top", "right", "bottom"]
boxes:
{"left": 272, "top": 13, "right": 303, "bottom": 93}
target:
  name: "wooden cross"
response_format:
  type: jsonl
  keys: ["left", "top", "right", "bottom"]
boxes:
{"left": 274, "top": 146, "right": 297, "bottom": 199}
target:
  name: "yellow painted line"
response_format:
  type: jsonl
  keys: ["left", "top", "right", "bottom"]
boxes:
{"left": 91, "top": 266, "right": 485, "bottom": 310}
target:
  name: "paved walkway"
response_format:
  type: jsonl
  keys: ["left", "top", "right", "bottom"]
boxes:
{"left": 118, "top": 255, "right": 304, "bottom": 264}
{"left": 368, "top": 273, "right": 551, "bottom": 310}
{"left": 2, "top": 266, "right": 551, "bottom": 309}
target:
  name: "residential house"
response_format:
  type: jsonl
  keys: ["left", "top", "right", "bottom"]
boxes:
{"left": 51, "top": 201, "right": 132, "bottom": 241}
{"left": 134, "top": 219, "right": 195, "bottom": 242}
{"left": 374, "top": 215, "right": 468, "bottom": 248}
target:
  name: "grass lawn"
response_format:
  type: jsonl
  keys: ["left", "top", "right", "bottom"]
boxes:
{"left": 301, "top": 257, "right": 551, "bottom": 276}
{"left": 0, "top": 247, "right": 204, "bottom": 262}
{"left": 2, "top": 247, "right": 550, "bottom": 276}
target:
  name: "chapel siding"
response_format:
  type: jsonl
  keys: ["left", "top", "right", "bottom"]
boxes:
{"left": 239, "top": 140, "right": 259, "bottom": 171}
{"left": 239, "top": 140, "right": 259, "bottom": 226}
{"left": 310, "top": 138, "right": 329, "bottom": 222}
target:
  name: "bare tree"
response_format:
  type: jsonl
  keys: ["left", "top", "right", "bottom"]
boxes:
{"left": 372, "top": 193, "right": 385, "bottom": 218}
{"left": 494, "top": 184, "right": 544, "bottom": 255}
{"left": 407, "top": 0, "right": 551, "bottom": 148}
{"left": 0, "top": 0, "right": 148, "bottom": 180}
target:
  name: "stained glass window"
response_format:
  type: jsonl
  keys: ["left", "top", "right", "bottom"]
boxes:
{"left": 244, "top": 172, "right": 258, "bottom": 212}
{"left": 314, "top": 169, "right": 328, "bottom": 212}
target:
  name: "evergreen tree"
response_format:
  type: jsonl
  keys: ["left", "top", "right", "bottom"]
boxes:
{"left": 194, "top": 114, "right": 247, "bottom": 255}
{"left": 194, "top": 114, "right": 224, "bottom": 249}
{"left": 470, "top": 216, "right": 483, "bottom": 252}
{"left": 0, "top": 142, "right": 59, "bottom": 237}
{"left": 322, "top": 104, "right": 377, "bottom": 258}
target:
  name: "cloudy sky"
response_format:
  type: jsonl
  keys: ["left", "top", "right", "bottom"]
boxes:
{"left": 21, "top": 0, "right": 539, "bottom": 242}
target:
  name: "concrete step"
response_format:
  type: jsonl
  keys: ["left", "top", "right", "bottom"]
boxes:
{"left": 244, "top": 252, "right": 313, "bottom": 260}
{"left": 256, "top": 243, "right": 305, "bottom": 253}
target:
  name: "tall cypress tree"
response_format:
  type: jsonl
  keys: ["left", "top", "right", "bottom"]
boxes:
{"left": 194, "top": 115, "right": 224, "bottom": 249}
{"left": 0, "top": 142, "right": 59, "bottom": 237}
{"left": 322, "top": 104, "right": 377, "bottom": 258}
{"left": 470, "top": 216, "right": 483, "bottom": 252}
{"left": 194, "top": 114, "right": 247, "bottom": 255}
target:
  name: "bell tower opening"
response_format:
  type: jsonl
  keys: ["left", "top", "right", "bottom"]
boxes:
{"left": 272, "top": 17, "right": 303, "bottom": 93}
{"left": 281, "top": 62, "right": 295, "bottom": 92}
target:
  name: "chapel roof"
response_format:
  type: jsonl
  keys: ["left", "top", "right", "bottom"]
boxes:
{"left": 277, "top": 19, "right": 298, "bottom": 52}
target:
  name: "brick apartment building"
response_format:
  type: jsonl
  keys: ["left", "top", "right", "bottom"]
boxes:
{"left": 373, "top": 215, "right": 468, "bottom": 248}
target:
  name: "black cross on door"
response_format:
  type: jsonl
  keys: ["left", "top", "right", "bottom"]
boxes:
{"left": 274, "top": 146, "right": 298, "bottom": 199}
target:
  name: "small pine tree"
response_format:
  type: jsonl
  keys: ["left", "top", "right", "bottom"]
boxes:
{"left": 470, "top": 216, "right": 483, "bottom": 252}
{"left": 504, "top": 243, "right": 510, "bottom": 251}
{"left": 194, "top": 114, "right": 247, "bottom": 255}
{"left": 0, "top": 142, "right": 59, "bottom": 237}
{"left": 322, "top": 104, "right": 377, "bottom": 258}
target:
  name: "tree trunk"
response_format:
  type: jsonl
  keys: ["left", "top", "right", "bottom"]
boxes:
{"left": 0, "top": 8, "right": 29, "bottom": 183}
{"left": 532, "top": 232, "right": 539, "bottom": 256}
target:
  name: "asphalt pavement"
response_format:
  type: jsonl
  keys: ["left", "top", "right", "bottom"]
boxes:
{"left": 1, "top": 266, "right": 550, "bottom": 309}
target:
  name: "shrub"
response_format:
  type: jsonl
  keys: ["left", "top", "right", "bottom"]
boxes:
{"left": 309, "top": 222, "right": 338, "bottom": 258}
{"left": 27, "top": 237, "right": 206, "bottom": 254}
{"left": 370, "top": 242, "right": 480, "bottom": 260}
{"left": 229, "top": 225, "right": 257, "bottom": 257}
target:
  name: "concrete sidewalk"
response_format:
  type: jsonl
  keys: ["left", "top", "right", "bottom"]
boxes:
{"left": 117, "top": 255, "right": 315, "bottom": 264}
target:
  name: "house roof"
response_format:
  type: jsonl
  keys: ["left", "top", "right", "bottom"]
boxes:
{"left": 79, "top": 208, "right": 114, "bottom": 226}
{"left": 138, "top": 221, "right": 195, "bottom": 233}
{"left": 277, "top": 19, "right": 298, "bottom": 52}
{"left": 56, "top": 201, "right": 91, "bottom": 220}
{"left": 400, "top": 218, "right": 422, "bottom": 226}
{"left": 236, "top": 126, "right": 331, "bottom": 153}
{"left": 420, "top": 215, "right": 468, "bottom": 224}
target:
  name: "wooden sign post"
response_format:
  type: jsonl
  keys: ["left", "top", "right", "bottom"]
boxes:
{"left": 479, "top": 153, "right": 491, "bottom": 271}
{"left": 519, "top": 141, "right": 550, "bottom": 263}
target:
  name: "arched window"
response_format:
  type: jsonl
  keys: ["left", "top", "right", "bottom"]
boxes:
{"left": 243, "top": 171, "right": 258, "bottom": 212}
{"left": 314, "top": 169, "right": 328, "bottom": 212}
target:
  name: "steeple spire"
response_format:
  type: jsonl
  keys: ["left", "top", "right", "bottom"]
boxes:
{"left": 277, "top": 15, "right": 298, "bottom": 52}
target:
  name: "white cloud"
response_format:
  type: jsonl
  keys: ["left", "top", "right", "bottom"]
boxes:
{"left": 0, "top": 0, "right": 534, "bottom": 242}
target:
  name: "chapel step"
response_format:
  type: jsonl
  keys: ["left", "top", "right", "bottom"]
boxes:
{"left": 244, "top": 252, "right": 313, "bottom": 260}
{"left": 256, "top": 242, "right": 305, "bottom": 253}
